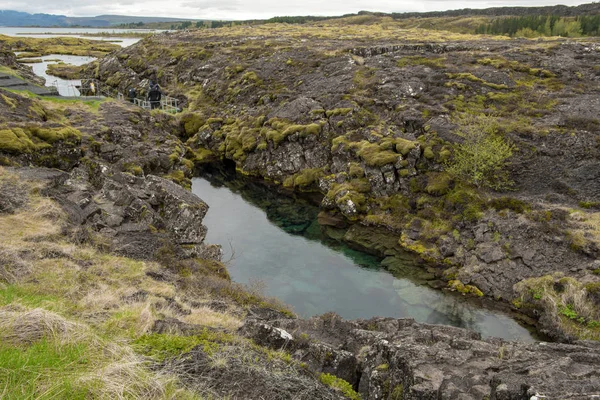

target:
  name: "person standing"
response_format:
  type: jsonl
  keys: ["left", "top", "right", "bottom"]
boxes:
{"left": 147, "top": 84, "right": 162, "bottom": 110}
{"left": 127, "top": 87, "right": 137, "bottom": 103}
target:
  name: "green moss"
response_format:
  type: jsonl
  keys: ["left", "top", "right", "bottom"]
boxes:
{"left": 180, "top": 112, "right": 205, "bottom": 138}
{"left": 264, "top": 118, "right": 322, "bottom": 147}
{"left": 1, "top": 94, "right": 17, "bottom": 109}
{"left": 579, "top": 201, "right": 600, "bottom": 209}
{"left": 438, "top": 148, "right": 451, "bottom": 161}
{"left": 133, "top": 330, "right": 234, "bottom": 361}
{"left": 304, "top": 123, "right": 322, "bottom": 135}
{"left": 319, "top": 373, "right": 361, "bottom": 400}
{"left": 256, "top": 140, "right": 268, "bottom": 151}
{"left": 241, "top": 71, "right": 262, "bottom": 84}
{"left": 489, "top": 197, "right": 531, "bottom": 213}
{"left": 0, "top": 124, "right": 79, "bottom": 154}
{"left": 446, "top": 72, "right": 509, "bottom": 90}
{"left": 188, "top": 146, "right": 216, "bottom": 164}
{"left": 423, "top": 146, "right": 435, "bottom": 160}
{"left": 166, "top": 170, "right": 190, "bottom": 188}
{"left": 349, "top": 140, "right": 400, "bottom": 167}
{"left": 425, "top": 172, "right": 453, "bottom": 196}
{"left": 448, "top": 280, "right": 484, "bottom": 297}
{"left": 291, "top": 168, "right": 325, "bottom": 189}
{"left": 390, "top": 384, "right": 404, "bottom": 400}
{"left": 326, "top": 108, "right": 353, "bottom": 118}
{"left": 0, "top": 128, "right": 36, "bottom": 153}
{"left": 585, "top": 282, "right": 600, "bottom": 294}
{"left": 28, "top": 126, "right": 81, "bottom": 144}
{"left": 394, "top": 138, "right": 417, "bottom": 156}
{"left": 348, "top": 163, "right": 365, "bottom": 178}
{"left": 206, "top": 117, "right": 224, "bottom": 124}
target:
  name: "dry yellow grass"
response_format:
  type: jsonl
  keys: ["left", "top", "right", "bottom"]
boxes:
{"left": 568, "top": 209, "right": 600, "bottom": 250}
{"left": 184, "top": 306, "right": 242, "bottom": 331}
{"left": 0, "top": 307, "right": 93, "bottom": 346}
{"left": 0, "top": 167, "right": 245, "bottom": 398}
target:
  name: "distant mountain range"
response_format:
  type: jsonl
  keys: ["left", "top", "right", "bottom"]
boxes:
{"left": 0, "top": 10, "right": 197, "bottom": 27}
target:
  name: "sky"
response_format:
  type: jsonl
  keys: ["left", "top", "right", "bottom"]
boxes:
{"left": 2, "top": 0, "right": 593, "bottom": 20}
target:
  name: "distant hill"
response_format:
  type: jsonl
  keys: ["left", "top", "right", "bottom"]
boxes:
{"left": 0, "top": 10, "right": 198, "bottom": 27}
{"left": 386, "top": 2, "right": 600, "bottom": 19}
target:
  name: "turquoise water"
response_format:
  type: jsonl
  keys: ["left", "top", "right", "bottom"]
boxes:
{"left": 192, "top": 171, "right": 536, "bottom": 342}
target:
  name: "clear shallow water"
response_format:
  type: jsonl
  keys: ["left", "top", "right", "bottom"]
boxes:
{"left": 191, "top": 171, "right": 537, "bottom": 342}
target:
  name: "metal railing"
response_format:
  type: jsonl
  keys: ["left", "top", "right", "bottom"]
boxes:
{"left": 79, "top": 79, "right": 180, "bottom": 113}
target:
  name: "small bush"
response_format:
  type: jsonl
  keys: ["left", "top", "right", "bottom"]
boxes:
{"left": 446, "top": 115, "right": 515, "bottom": 190}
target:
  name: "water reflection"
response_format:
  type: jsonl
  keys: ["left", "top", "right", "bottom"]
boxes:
{"left": 192, "top": 169, "right": 537, "bottom": 342}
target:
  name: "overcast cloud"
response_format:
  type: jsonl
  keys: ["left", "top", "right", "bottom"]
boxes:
{"left": 3, "top": 0, "right": 592, "bottom": 20}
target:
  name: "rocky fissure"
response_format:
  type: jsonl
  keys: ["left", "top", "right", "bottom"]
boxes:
{"left": 87, "top": 21, "right": 600, "bottom": 341}
{"left": 2, "top": 19, "right": 600, "bottom": 398}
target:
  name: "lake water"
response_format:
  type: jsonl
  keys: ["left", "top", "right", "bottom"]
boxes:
{"left": 0, "top": 27, "right": 155, "bottom": 47}
{"left": 191, "top": 170, "right": 537, "bottom": 342}
{"left": 5, "top": 27, "right": 149, "bottom": 95}
{"left": 21, "top": 54, "right": 96, "bottom": 96}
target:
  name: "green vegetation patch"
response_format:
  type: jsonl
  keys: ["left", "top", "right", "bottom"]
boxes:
{"left": 489, "top": 197, "right": 531, "bottom": 213}
{"left": 28, "top": 125, "right": 82, "bottom": 144}
{"left": 477, "top": 57, "right": 555, "bottom": 78}
{"left": 446, "top": 72, "right": 509, "bottom": 90}
{"left": 326, "top": 108, "right": 353, "bottom": 118}
{"left": 445, "top": 115, "right": 515, "bottom": 190}
{"left": 425, "top": 172, "right": 453, "bottom": 196}
{"left": 133, "top": 330, "right": 235, "bottom": 361}
{"left": 46, "top": 63, "right": 83, "bottom": 80}
{"left": 351, "top": 140, "right": 400, "bottom": 167}
{"left": 448, "top": 280, "right": 484, "bottom": 297}
{"left": 319, "top": 373, "right": 361, "bottom": 400}
{"left": 179, "top": 112, "right": 206, "bottom": 138}
{"left": 334, "top": 136, "right": 418, "bottom": 168}
{"left": 514, "top": 275, "right": 600, "bottom": 340}
{"left": 283, "top": 168, "right": 325, "bottom": 189}
{"left": 0, "top": 340, "right": 93, "bottom": 399}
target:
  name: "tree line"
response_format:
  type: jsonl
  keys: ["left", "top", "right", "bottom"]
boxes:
{"left": 475, "top": 14, "right": 600, "bottom": 37}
